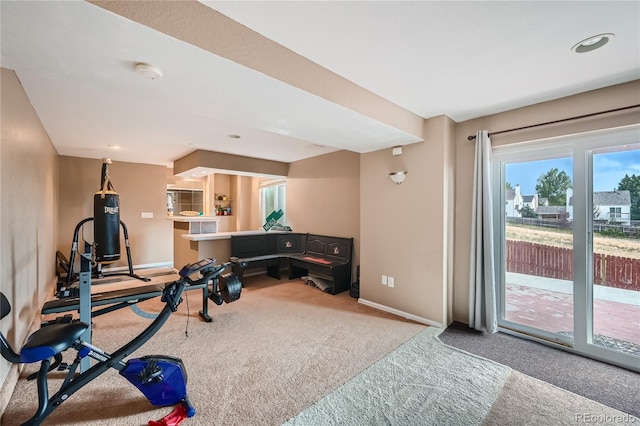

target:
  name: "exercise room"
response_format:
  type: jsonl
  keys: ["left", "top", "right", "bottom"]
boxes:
{"left": 1, "top": 2, "right": 638, "bottom": 425}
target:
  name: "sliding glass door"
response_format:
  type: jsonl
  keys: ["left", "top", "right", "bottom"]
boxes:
{"left": 494, "top": 148, "right": 575, "bottom": 346}
{"left": 581, "top": 145, "right": 640, "bottom": 365}
{"left": 493, "top": 125, "right": 640, "bottom": 371}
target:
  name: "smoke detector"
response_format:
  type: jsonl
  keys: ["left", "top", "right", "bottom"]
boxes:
{"left": 135, "top": 63, "right": 163, "bottom": 80}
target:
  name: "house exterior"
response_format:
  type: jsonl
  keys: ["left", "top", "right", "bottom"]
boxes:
{"left": 522, "top": 194, "right": 539, "bottom": 210}
{"left": 536, "top": 206, "right": 568, "bottom": 220}
{"left": 593, "top": 190, "right": 632, "bottom": 224}
{"left": 505, "top": 184, "right": 523, "bottom": 217}
{"left": 566, "top": 189, "right": 631, "bottom": 225}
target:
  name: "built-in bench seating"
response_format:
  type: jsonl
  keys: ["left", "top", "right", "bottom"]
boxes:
{"left": 230, "top": 233, "right": 307, "bottom": 281}
{"left": 230, "top": 233, "right": 353, "bottom": 294}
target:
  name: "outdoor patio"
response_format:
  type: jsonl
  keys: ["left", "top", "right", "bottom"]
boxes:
{"left": 505, "top": 272, "right": 640, "bottom": 355}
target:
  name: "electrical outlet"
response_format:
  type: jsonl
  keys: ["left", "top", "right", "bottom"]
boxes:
{"left": 387, "top": 276, "right": 395, "bottom": 288}
{"left": 140, "top": 212, "right": 153, "bottom": 219}
{"left": 381, "top": 275, "right": 388, "bottom": 286}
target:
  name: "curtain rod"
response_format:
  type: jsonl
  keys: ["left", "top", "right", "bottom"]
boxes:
{"left": 467, "top": 104, "right": 640, "bottom": 141}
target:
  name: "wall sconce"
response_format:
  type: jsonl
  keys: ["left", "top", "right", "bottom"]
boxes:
{"left": 389, "top": 171, "right": 408, "bottom": 185}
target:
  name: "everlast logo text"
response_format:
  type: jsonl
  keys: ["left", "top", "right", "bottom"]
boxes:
{"left": 104, "top": 206, "right": 119, "bottom": 214}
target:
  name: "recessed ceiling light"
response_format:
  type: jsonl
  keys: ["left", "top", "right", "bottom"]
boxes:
{"left": 571, "top": 33, "right": 614, "bottom": 53}
{"left": 107, "top": 144, "right": 121, "bottom": 150}
{"left": 135, "top": 63, "right": 163, "bottom": 80}
{"left": 228, "top": 134, "right": 241, "bottom": 139}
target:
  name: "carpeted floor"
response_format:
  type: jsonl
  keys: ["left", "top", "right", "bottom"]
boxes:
{"left": 2, "top": 276, "right": 426, "bottom": 425}
{"left": 438, "top": 321, "right": 640, "bottom": 418}
{"left": 285, "top": 327, "right": 509, "bottom": 425}
{"left": 2, "top": 277, "right": 637, "bottom": 425}
{"left": 285, "top": 327, "right": 635, "bottom": 425}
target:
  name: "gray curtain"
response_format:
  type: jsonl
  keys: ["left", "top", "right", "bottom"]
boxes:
{"left": 469, "top": 130, "right": 498, "bottom": 333}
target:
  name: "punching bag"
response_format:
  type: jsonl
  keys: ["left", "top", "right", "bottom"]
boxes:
{"left": 94, "top": 158, "right": 121, "bottom": 263}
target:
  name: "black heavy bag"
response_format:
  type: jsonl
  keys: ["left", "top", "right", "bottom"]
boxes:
{"left": 94, "top": 159, "right": 120, "bottom": 263}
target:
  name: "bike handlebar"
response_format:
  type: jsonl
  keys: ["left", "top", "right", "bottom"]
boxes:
{"left": 164, "top": 260, "right": 234, "bottom": 311}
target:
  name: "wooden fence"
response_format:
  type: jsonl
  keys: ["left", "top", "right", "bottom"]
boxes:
{"left": 506, "top": 240, "right": 639, "bottom": 291}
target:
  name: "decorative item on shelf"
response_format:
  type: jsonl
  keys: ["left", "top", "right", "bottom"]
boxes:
{"left": 389, "top": 171, "right": 408, "bottom": 185}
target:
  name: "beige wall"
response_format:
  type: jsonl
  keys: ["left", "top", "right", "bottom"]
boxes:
{"left": 360, "top": 115, "right": 456, "bottom": 327}
{"left": 453, "top": 80, "right": 640, "bottom": 323}
{"left": 0, "top": 68, "right": 59, "bottom": 406}
{"left": 287, "top": 151, "right": 361, "bottom": 278}
{"left": 58, "top": 156, "right": 173, "bottom": 269}
{"left": 174, "top": 149, "right": 289, "bottom": 177}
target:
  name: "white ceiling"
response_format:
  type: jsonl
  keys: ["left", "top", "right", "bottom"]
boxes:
{"left": 1, "top": 1, "right": 638, "bottom": 169}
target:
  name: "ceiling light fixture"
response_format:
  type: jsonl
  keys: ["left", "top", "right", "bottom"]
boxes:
{"left": 571, "top": 33, "right": 614, "bottom": 53}
{"left": 135, "top": 63, "right": 163, "bottom": 80}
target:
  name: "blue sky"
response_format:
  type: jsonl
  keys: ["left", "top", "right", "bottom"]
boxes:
{"left": 506, "top": 150, "right": 640, "bottom": 195}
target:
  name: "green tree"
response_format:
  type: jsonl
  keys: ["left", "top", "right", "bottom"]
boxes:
{"left": 505, "top": 182, "right": 513, "bottom": 190}
{"left": 535, "top": 168, "right": 572, "bottom": 206}
{"left": 519, "top": 205, "right": 537, "bottom": 218}
{"left": 618, "top": 174, "right": 640, "bottom": 220}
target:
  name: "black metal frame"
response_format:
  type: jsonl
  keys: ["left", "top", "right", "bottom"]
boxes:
{"left": 1, "top": 260, "right": 238, "bottom": 426}
{"left": 57, "top": 218, "right": 150, "bottom": 297}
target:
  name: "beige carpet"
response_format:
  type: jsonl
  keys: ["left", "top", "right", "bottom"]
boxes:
{"left": 284, "top": 326, "right": 635, "bottom": 425}
{"left": 2, "top": 275, "right": 636, "bottom": 425}
{"left": 2, "top": 276, "right": 426, "bottom": 425}
{"left": 482, "top": 370, "right": 637, "bottom": 425}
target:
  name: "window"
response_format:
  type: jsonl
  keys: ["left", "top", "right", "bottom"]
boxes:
{"left": 609, "top": 207, "right": 622, "bottom": 219}
{"left": 259, "top": 179, "right": 286, "bottom": 225}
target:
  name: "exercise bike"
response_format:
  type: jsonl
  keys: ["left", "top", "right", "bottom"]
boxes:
{"left": 0, "top": 258, "right": 238, "bottom": 426}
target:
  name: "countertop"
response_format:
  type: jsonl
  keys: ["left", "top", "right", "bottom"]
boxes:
{"left": 167, "top": 216, "right": 220, "bottom": 222}
{"left": 181, "top": 230, "right": 270, "bottom": 241}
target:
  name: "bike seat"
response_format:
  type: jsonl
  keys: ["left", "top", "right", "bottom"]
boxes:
{"left": 20, "top": 322, "right": 89, "bottom": 363}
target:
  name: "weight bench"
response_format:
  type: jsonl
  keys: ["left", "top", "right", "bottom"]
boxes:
{"left": 42, "top": 284, "right": 165, "bottom": 316}
{"left": 41, "top": 279, "right": 225, "bottom": 323}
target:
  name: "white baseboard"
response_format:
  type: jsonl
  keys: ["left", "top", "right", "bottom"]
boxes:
{"left": 357, "top": 298, "right": 443, "bottom": 328}
{"left": 102, "top": 261, "right": 174, "bottom": 272}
